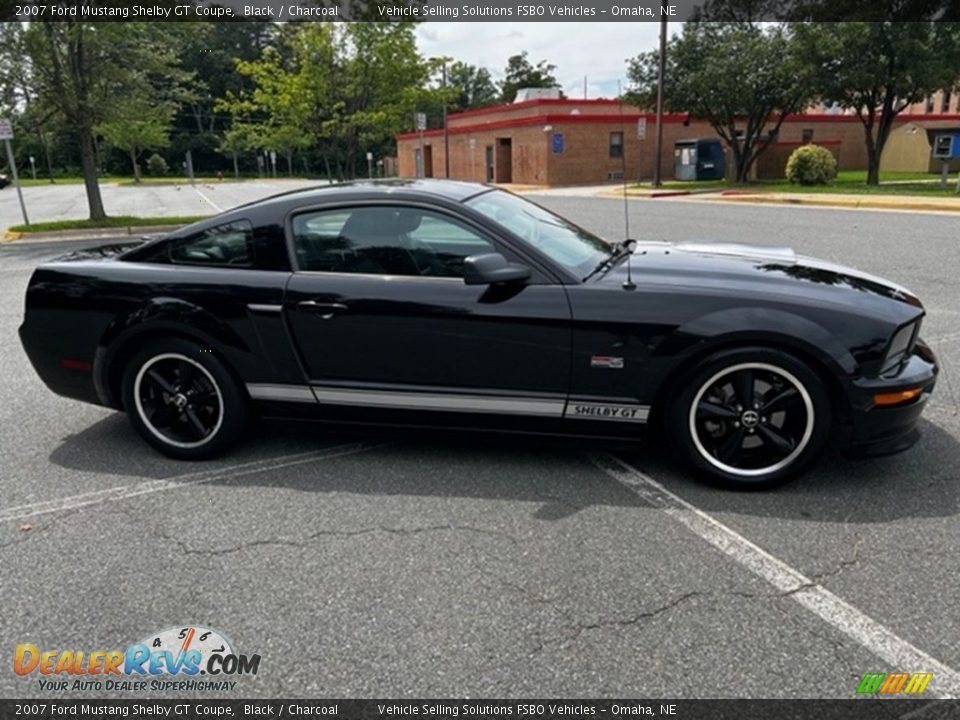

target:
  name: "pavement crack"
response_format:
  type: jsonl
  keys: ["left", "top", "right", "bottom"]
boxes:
{"left": 534, "top": 591, "right": 701, "bottom": 652}
{"left": 155, "top": 523, "right": 520, "bottom": 557}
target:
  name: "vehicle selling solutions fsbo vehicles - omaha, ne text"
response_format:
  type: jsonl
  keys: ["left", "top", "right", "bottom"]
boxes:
{"left": 19, "top": 180, "right": 938, "bottom": 488}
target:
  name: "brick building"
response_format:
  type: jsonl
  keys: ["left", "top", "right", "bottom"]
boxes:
{"left": 394, "top": 97, "right": 960, "bottom": 185}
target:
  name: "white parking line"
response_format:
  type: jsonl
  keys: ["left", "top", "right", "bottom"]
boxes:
{"left": 192, "top": 186, "right": 224, "bottom": 213}
{"left": 0, "top": 442, "right": 378, "bottom": 523}
{"left": 591, "top": 453, "right": 960, "bottom": 699}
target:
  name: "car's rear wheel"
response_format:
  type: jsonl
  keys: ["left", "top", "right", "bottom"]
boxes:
{"left": 666, "top": 347, "right": 831, "bottom": 489}
{"left": 121, "top": 338, "right": 248, "bottom": 460}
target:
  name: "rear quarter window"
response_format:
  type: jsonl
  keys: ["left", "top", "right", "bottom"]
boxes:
{"left": 167, "top": 221, "right": 255, "bottom": 267}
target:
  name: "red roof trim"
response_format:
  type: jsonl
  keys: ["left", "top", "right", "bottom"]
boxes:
{"left": 397, "top": 112, "right": 960, "bottom": 141}
{"left": 397, "top": 112, "right": 693, "bottom": 140}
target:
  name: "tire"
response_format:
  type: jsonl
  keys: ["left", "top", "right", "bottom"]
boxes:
{"left": 121, "top": 337, "right": 249, "bottom": 460}
{"left": 665, "top": 347, "right": 831, "bottom": 490}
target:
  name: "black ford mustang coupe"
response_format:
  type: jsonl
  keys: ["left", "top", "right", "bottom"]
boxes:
{"left": 20, "top": 180, "right": 938, "bottom": 488}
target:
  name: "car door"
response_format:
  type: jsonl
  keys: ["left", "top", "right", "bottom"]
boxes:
{"left": 283, "top": 202, "right": 572, "bottom": 418}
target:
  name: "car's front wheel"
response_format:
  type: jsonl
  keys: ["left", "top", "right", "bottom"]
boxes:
{"left": 666, "top": 347, "right": 831, "bottom": 489}
{"left": 121, "top": 338, "right": 249, "bottom": 460}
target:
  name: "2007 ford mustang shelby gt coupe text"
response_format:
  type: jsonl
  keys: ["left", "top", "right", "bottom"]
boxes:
{"left": 20, "top": 180, "right": 938, "bottom": 488}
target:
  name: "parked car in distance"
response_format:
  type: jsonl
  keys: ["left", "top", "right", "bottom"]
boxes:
{"left": 0, "top": 172, "right": 9, "bottom": 189}
{"left": 19, "top": 180, "right": 938, "bottom": 489}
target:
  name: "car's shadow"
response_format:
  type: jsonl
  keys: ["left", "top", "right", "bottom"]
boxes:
{"left": 49, "top": 413, "right": 960, "bottom": 524}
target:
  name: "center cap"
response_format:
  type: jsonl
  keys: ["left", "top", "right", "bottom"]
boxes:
{"left": 173, "top": 393, "right": 189, "bottom": 410}
{"left": 741, "top": 409, "right": 760, "bottom": 428}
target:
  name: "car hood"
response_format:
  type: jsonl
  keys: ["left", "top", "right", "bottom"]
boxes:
{"left": 600, "top": 240, "right": 922, "bottom": 308}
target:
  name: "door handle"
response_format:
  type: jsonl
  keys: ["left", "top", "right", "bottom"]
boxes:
{"left": 298, "top": 301, "right": 348, "bottom": 319}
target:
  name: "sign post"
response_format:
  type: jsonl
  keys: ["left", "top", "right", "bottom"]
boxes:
{"left": 0, "top": 118, "right": 29, "bottom": 227}
{"left": 415, "top": 112, "right": 426, "bottom": 178}
{"left": 29, "top": 155, "right": 36, "bottom": 181}
{"left": 637, "top": 117, "right": 647, "bottom": 182}
{"left": 366, "top": 151, "right": 374, "bottom": 179}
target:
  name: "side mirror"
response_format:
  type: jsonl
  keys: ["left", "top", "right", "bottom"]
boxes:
{"left": 463, "top": 253, "right": 531, "bottom": 286}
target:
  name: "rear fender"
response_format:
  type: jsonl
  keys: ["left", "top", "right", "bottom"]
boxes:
{"left": 94, "top": 297, "right": 250, "bottom": 407}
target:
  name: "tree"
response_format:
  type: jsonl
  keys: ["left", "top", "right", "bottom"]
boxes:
{"left": 448, "top": 61, "right": 500, "bottom": 111}
{"left": 98, "top": 95, "right": 176, "bottom": 183}
{"left": 24, "top": 22, "right": 188, "bottom": 219}
{"left": 500, "top": 52, "right": 561, "bottom": 103}
{"left": 793, "top": 22, "right": 960, "bottom": 184}
{"left": 0, "top": 23, "right": 62, "bottom": 183}
{"left": 626, "top": 22, "right": 814, "bottom": 182}
{"left": 220, "top": 22, "right": 443, "bottom": 180}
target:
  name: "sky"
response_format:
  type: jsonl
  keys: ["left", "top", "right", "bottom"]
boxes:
{"left": 415, "top": 22, "right": 683, "bottom": 100}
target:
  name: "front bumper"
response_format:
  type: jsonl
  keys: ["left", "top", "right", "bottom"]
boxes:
{"left": 842, "top": 339, "right": 939, "bottom": 458}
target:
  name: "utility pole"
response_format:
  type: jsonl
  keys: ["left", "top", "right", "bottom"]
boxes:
{"left": 442, "top": 61, "right": 450, "bottom": 178}
{"left": 652, "top": 11, "right": 668, "bottom": 187}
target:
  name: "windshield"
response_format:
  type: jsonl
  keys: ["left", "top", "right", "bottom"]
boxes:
{"left": 466, "top": 190, "right": 610, "bottom": 276}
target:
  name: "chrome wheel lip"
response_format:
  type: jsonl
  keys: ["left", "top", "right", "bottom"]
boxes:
{"left": 133, "top": 353, "right": 224, "bottom": 450}
{"left": 688, "top": 361, "right": 815, "bottom": 478}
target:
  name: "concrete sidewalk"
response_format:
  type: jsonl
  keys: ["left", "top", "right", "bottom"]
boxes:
{"left": 596, "top": 185, "right": 960, "bottom": 213}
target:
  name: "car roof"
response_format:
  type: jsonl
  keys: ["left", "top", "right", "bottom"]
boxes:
{"left": 232, "top": 178, "right": 492, "bottom": 214}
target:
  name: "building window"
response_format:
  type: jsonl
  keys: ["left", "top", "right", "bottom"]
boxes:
{"left": 609, "top": 132, "right": 624, "bottom": 159}
{"left": 925, "top": 96, "right": 935, "bottom": 113}
{"left": 942, "top": 90, "right": 952, "bottom": 113}
{"left": 801, "top": 128, "right": 814, "bottom": 144}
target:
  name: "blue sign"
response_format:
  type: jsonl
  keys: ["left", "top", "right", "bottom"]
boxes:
{"left": 552, "top": 132, "right": 564, "bottom": 154}
{"left": 933, "top": 133, "right": 960, "bottom": 159}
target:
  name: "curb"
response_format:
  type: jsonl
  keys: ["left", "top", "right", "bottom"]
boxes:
{"left": 709, "top": 194, "right": 960, "bottom": 213}
{"left": 597, "top": 189, "right": 694, "bottom": 199}
{"left": 2, "top": 224, "right": 185, "bottom": 243}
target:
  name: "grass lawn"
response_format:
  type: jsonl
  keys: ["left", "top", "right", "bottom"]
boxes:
{"left": 636, "top": 170, "right": 960, "bottom": 196}
{"left": 9, "top": 215, "right": 207, "bottom": 234}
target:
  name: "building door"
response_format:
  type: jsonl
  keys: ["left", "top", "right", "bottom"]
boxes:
{"left": 423, "top": 145, "right": 434, "bottom": 178}
{"left": 496, "top": 138, "right": 513, "bottom": 183}
{"left": 485, "top": 145, "right": 494, "bottom": 182}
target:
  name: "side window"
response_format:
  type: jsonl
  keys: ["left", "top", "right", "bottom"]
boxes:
{"left": 168, "top": 221, "right": 255, "bottom": 267}
{"left": 292, "top": 206, "right": 496, "bottom": 278}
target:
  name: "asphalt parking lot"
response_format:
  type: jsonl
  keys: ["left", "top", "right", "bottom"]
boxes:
{"left": 1, "top": 194, "right": 959, "bottom": 700}
{"left": 0, "top": 179, "right": 319, "bottom": 236}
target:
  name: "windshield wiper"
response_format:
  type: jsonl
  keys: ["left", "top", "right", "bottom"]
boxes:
{"left": 582, "top": 239, "right": 636, "bottom": 282}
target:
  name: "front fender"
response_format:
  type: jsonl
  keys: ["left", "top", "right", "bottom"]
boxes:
{"left": 667, "top": 307, "right": 858, "bottom": 378}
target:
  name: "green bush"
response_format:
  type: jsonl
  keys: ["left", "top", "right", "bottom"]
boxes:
{"left": 785, "top": 144, "right": 838, "bottom": 185}
{"left": 145, "top": 153, "right": 169, "bottom": 176}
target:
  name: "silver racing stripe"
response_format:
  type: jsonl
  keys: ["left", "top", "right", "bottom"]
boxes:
{"left": 245, "top": 384, "right": 649, "bottom": 423}
{"left": 247, "top": 384, "right": 317, "bottom": 403}
{"left": 311, "top": 386, "right": 564, "bottom": 416}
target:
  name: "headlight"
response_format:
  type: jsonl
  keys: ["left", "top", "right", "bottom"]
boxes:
{"left": 881, "top": 321, "right": 919, "bottom": 374}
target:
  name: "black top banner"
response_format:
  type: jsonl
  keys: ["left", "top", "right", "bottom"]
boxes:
{"left": 1, "top": 700, "right": 960, "bottom": 720}
{"left": 4, "top": 0, "right": 960, "bottom": 22}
